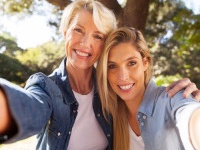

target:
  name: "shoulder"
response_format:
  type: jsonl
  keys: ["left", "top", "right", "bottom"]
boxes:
{"left": 25, "top": 72, "right": 53, "bottom": 88}
{"left": 163, "top": 90, "right": 200, "bottom": 115}
{"left": 25, "top": 72, "right": 61, "bottom": 97}
{"left": 170, "top": 90, "right": 197, "bottom": 105}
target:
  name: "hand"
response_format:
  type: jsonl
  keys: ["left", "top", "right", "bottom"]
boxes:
{"left": 166, "top": 78, "right": 200, "bottom": 101}
{"left": 0, "top": 88, "right": 18, "bottom": 141}
{"left": 0, "top": 89, "right": 10, "bottom": 133}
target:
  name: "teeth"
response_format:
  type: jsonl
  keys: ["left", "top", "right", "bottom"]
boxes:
{"left": 119, "top": 84, "right": 133, "bottom": 90}
{"left": 76, "top": 50, "right": 89, "bottom": 57}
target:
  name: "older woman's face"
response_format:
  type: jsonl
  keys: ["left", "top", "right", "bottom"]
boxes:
{"left": 107, "top": 42, "right": 148, "bottom": 102}
{"left": 64, "top": 9, "right": 105, "bottom": 70}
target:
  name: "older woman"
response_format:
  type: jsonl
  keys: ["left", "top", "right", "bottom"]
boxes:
{"left": 97, "top": 27, "right": 200, "bottom": 150}
{"left": 0, "top": 0, "right": 117, "bottom": 149}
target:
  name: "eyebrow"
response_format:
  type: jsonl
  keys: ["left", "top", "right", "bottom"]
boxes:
{"left": 108, "top": 56, "right": 139, "bottom": 63}
{"left": 75, "top": 23, "right": 104, "bottom": 35}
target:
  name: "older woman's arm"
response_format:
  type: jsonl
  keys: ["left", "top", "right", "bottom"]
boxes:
{"left": 189, "top": 108, "right": 200, "bottom": 149}
{"left": 166, "top": 78, "right": 200, "bottom": 101}
{"left": 0, "top": 88, "right": 17, "bottom": 142}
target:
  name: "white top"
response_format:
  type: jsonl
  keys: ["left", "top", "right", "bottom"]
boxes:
{"left": 129, "top": 125, "right": 145, "bottom": 150}
{"left": 68, "top": 88, "right": 108, "bottom": 150}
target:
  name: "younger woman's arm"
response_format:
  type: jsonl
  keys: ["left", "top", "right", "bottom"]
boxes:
{"left": 189, "top": 108, "right": 200, "bottom": 149}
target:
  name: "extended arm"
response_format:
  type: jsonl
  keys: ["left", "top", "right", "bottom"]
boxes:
{"left": 0, "top": 88, "right": 17, "bottom": 141}
{"left": 0, "top": 89, "right": 9, "bottom": 133}
{"left": 166, "top": 78, "right": 200, "bottom": 101}
{"left": 189, "top": 108, "right": 200, "bottom": 149}
{"left": 0, "top": 74, "right": 54, "bottom": 143}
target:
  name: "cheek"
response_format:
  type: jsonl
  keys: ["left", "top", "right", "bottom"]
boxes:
{"left": 65, "top": 40, "right": 70, "bottom": 56}
{"left": 108, "top": 72, "right": 116, "bottom": 87}
{"left": 64, "top": 34, "right": 75, "bottom": 56}
{"left": 94, "top": 43, "right": 104, "bottom": 56}
{"left": 107, "top": 72, "right": 112, "bottom": 82}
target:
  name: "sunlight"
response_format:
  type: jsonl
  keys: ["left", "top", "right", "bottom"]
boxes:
{"left": 5, "top": 15, "right": 53, "bottom": 49}
{"left": 182, "top": 0, "right": 200, "bottom": 14}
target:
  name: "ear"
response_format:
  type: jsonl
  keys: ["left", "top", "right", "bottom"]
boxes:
{"left": 143, "top": 57, "right": 149, "bottom": 71}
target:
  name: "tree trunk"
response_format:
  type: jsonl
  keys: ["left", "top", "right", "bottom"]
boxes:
{"left": 45, "top": 0, "right": 150, "bottom": 32}
{"left": 46, "top": 0, "right": 71, "bottom": 9}
{"left": 121, "top": 0, "right": 150, "bottom": 32}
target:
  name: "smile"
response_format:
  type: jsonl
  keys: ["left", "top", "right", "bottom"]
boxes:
{"left": 75, "top": 50, "right": 91, "bottom": 57}
{"left": 118, "top": 83, "right": 134, "bottom": 90}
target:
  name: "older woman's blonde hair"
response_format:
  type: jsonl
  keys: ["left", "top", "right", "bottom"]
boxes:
{"left": 59, "top": 0, "right": 117, "bottom": 37}
{"left": 96, "top": 27, "right": 153, "bottom": 150}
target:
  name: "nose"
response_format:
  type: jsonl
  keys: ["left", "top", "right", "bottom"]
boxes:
{"left": 80, "top": 33, "right": 92, "bottom": 48}
{"left": 118, "top": 67, "right": 129, "bottom": 81}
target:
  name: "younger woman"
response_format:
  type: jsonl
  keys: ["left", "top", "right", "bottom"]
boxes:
{"left": 97, "top": 27, "right": 200, "bottom": 150}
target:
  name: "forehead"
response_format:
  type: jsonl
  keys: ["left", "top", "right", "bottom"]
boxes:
{"left": 108, "top": 42, "right": 141, "bottom": 61}
{"left": 72, "top": 9, "right": 92, "bottom": 24}
{"left": 70, "top": 9, "right": 100, "bottom": 30}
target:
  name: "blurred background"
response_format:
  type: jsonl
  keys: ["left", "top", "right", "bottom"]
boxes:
{"left": 0, "top": 0, "right": 199, "bottom": 149}
{"left": 0, "top": 0, "right": 200, "bottom": 87}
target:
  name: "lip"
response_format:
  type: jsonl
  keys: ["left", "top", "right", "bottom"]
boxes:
{"left": 118, "top": 83, "right": 135, "bottom": 91}
{"left": 75, "top": 50, "right": 91, "bottom": 57}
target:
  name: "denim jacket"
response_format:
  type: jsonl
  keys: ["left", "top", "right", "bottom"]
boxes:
{"left": 0, "top": 58, "right": 113, "bottom": 150}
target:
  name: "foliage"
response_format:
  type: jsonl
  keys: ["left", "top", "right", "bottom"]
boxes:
{"left": 16, "top": 41, "right": 65, "bottom": 75}
{"left": 0, "top": 32, "right": 65, "bottom": 84}
{"left": 155, "top": 74, "right": 182, "bottom": 86}
{"left": 146, "top": 1, "right": 200, "bottom": 88}
{"left": 0, "top": 0, "right": 33, "bottom": 13}
{"left": 169, "top": 9, "right": 200, "bottom": 87}
{"left": 0, "top": 54, "right": 33, "bottom": 85}
{"left": 0, "top": 0, "right": 199, "bottom": 87}
{"left": 0, "top": 33, "right": 23, "bottom": 57}
{"left": 0, "top": 33, "right": 30, "bottom": 85}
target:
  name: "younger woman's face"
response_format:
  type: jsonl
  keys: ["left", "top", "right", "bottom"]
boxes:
{"left": 107, "top": 42, "right": 148, "bottom": 102}
{"left": 64, "top": 9, "right": 106, "bottom": 70}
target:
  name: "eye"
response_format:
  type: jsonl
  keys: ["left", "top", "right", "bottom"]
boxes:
{"left": 128, "top": 61, "right": 136, "bottom": 66}
{"left": 73, "top": 27, "right": 83, "bottom": 33}
{"left": 94, "top": 34, "right": 104, "bottom": 40}
{"left": 108, "top": 63, "right": 117, "bottom": 69}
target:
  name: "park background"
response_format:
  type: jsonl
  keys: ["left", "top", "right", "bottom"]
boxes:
{"left": 0, "top": 0, "right": 200, "bottom": 149}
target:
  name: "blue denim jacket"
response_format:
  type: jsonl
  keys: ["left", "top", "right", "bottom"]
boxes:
{"left": 137, "top": 79, "right": 200, "bottom": 150}
{"left": 0, "top": 58, "right": 113, "bottom": 150}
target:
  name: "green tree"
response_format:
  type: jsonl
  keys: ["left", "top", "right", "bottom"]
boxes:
{"left": 0, "top": 54, "right": 33, "bottom": 85}
{"left": 0, "top": 33, "right": 31, "bottom": 85}
{"left": 1, "top": 0, "right": 150, "bottom": 32}
{"left": 0, "top": 0, "right": 199, "bottom": 87}
{"left": 16, "top": 41, "right": 65, "bottom": 75}
{"left": 146, "top": 2, "right": 200, "bottom": 87}
{"left": 0, "top": 33, "right": 23, "bottom": 57}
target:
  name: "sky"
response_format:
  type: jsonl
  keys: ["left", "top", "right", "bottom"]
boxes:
{"left": 184, "top": 0, "right": 200, "bottom": 14}
{"left": 3, "top": 15, "right": 54, "bottom": 48}
{"left": 0, "top": 0, "right": 56, "bottom": 49}
{"left": 0, "top": 0, "right": 200, "bottom": 49}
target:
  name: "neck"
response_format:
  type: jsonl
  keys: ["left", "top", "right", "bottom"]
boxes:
{"left": 67, "top": 64, "right": 93, "bottom": 95}
{"left": 126, "top": 101, "right": 141, "bottom": 136}
{"left": 125, "top": 92, "right": 145, "bottom": 136}
{"left": 125, "top": 98, "right": 141, "bottom": 117}
{"left": 125, "top": 85, "right": 145, "bottom": 116}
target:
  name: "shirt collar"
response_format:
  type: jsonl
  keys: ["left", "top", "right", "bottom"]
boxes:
{"left": 50, "top": 57, "right": 97, "bottom": 105}
{"left": 138, "top": 78, "right": 162, "bottom": 117}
